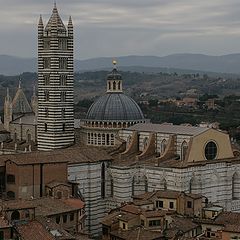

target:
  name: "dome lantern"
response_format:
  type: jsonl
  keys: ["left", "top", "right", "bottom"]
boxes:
{"left": 106, "top": 60, "right": 123, "bottom": 93}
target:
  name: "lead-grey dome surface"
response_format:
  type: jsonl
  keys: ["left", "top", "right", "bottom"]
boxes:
{"left": 86, "top": 93, "right": 144, "bottom": 121}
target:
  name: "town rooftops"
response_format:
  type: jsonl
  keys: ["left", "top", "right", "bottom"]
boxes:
{"left": 127, "top": 123, "right": 209, "bottom": 136}
{"left": 110, "top": 227, "right": 164, "bottom": 240}
{"left": 0, "top": 146, "right": 112, "bottom": 167}
{"left": 133, "top": 190, "right": 203, "bottom": 201}
{"left": 3, "top": 197, "right": 84, "bottom": 216}
{"left": 16, "top": 220, "right": 55, "bottom": 240}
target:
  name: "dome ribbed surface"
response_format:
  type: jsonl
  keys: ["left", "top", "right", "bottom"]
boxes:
{"left": 86, "top": 93, "right": 144, "bottom": 121}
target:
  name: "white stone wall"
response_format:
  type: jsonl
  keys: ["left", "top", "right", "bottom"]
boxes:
{"left": 68, "top": 161, "right": 110, "bottom": 237}
{"left": 67, "top": 157, "right": 240, "bottom": 237}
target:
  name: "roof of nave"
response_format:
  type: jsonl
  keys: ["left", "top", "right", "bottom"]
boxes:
{"left": 0, "top": 145, "right": 112, "bottom": 167}
{"left": 127, "top": 123, "right": 209, "bottom": 136}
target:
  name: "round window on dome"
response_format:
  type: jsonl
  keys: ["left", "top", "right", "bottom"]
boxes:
{"left": 205, "top": 141, "right": 217, "bottom": 160}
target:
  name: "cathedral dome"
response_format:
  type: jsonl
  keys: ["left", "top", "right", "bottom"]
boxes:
{"left": 86, "top": 93, "right": 144, "bottom": 121}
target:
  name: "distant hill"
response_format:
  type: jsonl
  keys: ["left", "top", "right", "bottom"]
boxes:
{"left": 0, "top": 55, "right": 36, "bottom": 75}
{"left": 1, "top": 53, "right": 240, "bottom": 75}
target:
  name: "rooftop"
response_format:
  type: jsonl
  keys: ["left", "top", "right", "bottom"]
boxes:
{"left": 0, "top": 145, "right": 112, "bottom": 167}
{"left": 110, "top": 227, "right": 163, "bottom": 240}
{"left": 16, "top": 220, "right": 55, "bottom": 240}
{"left": 127, "top": 123, "right": 210, "bottom": 136}
{"left": 3, "top": 197, "right": 84, "bottom": 216}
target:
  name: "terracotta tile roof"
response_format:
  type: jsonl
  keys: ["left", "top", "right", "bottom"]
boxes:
{"left": 215, "top": 211, "right": 240, "bottom": 224}
{"left": 118, "top": 212, "right": 138, "bottom": 222}
{"left": 120, "top": 204, "right": 141, "bottom": 215}
{"left": 36, "top": 216, "right": 76, "bottom": 239}
{"left": 0, "top": 145, "right": 112, "bottom": 166}
{"left": 63, "top": 198, "right": 84, "bottom": 209}
{"left": 170, "top": 216, "right": 200, "bottom": 233}
{"left": 110, "top": 227, "right": 164, "bottom": 240}
{"left": 141, "top": 209, "right": 169, "bottom": 218}
{"left": 3, "top": 197, "right": 83, "bottom": 216}
{"left": 134, "top": 190, "right": 202, "bottom": 201}
{"left": 223, "top": 224, "right": 240, "bottom": 233}
{"left": 16, "top": 220, "right": 55, "bottom": 240}
{"left": 101, "top": 211, "right": 121, "bottom": 226}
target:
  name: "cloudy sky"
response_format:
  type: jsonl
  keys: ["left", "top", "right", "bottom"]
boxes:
{"left": 1, "top": 0, "right": 240, "bottom": 59}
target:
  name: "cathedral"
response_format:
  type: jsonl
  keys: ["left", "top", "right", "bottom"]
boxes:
{"left": 1, "top": 3, "right": 240, "bottom": 238}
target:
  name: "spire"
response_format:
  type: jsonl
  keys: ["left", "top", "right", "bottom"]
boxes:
{"left": 18, "top": 78, "right": 22, "bottom": 89}
{"left": 53, "top": 1, "right": 58, "bottom": 14}
{"left": 45, "top": 1, "right": 66, "bottom": 33}
{"left": 5, "top": 88, "right": 11, "bottom": 102}
{"left": 68, "top": 16, "right": 73, "bottom": 26}
{"left": 38, "top": 15, "right": 43, "bottom": 26}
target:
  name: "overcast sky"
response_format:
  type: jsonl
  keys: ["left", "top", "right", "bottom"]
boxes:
{"left": 1, "top": 0, "right": 240, "bottom": 59}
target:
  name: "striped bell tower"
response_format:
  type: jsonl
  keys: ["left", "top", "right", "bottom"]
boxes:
{"left": 37, "top": 3, "right": 74, "bottom": 151}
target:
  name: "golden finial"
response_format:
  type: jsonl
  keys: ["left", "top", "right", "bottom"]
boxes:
{"left": 113, "top": 60, "right": 117, "bottom": 66}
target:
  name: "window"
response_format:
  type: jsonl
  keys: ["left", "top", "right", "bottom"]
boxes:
{"left": 205, "top": 141, "right": 217, "bottom": 160}
{"left": 11, "top": 210, "right": 20, "bottom": 220}
{"left": 57, "top": 191, "right": 62, "bottom": 199}
{"left": 44, "top": 90, "right": 49, "bottom": 101}
{"left": 44, "top": 39, "right": 50, "bottom": 49}
{"left": 70, "top": 213, "right": 74, "bottom": 221}
{"left": 58, "top": 39, "right": 67, "bottom": 50}
{"left": 187, "top": 201, "right": 192, "bottom": 208}
{"left": 43, "top": 74, "right": 50, "bottom": 85}
{"left": 61, "top": 91, "right": 67, "bottom": 102}
{"left": 101, "top": 163, "right": 105, "bottom": 199}
{"left": 49, "top": 190, "right": 53, "bottom": 197}
{"left": 118, "top": 81, "right": 121, "bottom": 90}
{"left": 59, "top": 57, "right": 68, "bottom": 69}
{"left": 44, "top": 123, "right": 47, "bottom": 132}
{"left": 122, "top": 223, "right": 126, "bottom": 230}
{"left": 169, "top": 202, "right": 174, "bottom": 209}
{"left": 110, "top": 134, "right": 114, "bottom": 146}
{"left": 149, "top": 220, "right": 161, "bottom": 227}
{"left": 141, "top": 220, "right": 144, "bottom": 226}
{"left": 60, "top": 74, "right": 67, "bottom": 85}
{"left": 24, "top": 210, "right": 30, "bottom": 218}
{"left": 45, "top": 108, "right": 49, "bottom": 117}
{"left": 143, "top": 137, "right": 149, "bottom": 150}
{"left": 7, "top": 174, "right": 15, "bottom": 184}
{"left": 63, "top": 214, "right": 67, "bottom": 223}
{"left": 181, "top": 141, "right": 188, "bottom": 160}
{"left": 43, "top": 57, "right": 51, "bottom": 69}
{"left": 161, "top": 139, "right": 167, "bottom": 154}
{"left": 62, "top": 123, "right": 66, "bottom": 132}
{"left": 7, "top": 191, "right": 15, "bottom": 200}
{"left": 56, "top": 216, "right": 60, "bottom": 224}
{"left": 61, "top": 108, "right": 65, "bottom": 118}
{"left": 156, "top": 200, "right": 163, "bottom": 208}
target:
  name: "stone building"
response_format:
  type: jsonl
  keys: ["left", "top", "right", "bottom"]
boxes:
{"left": 1, "top": 3, "right": 240, "bottom": 239}
{"left": 37, "top": 4, "right": 74, "bottom": 150}
{"left": 4, "top": 83, "right": 37, "bottom": 143}
{"left": 80, "top": 61, "right": 147, "bottom": 147}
